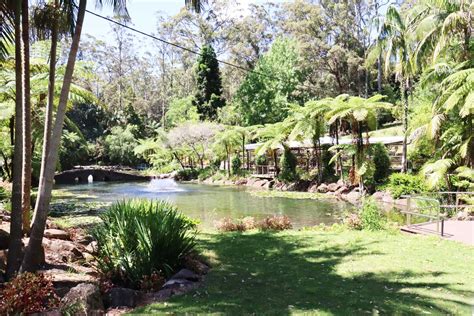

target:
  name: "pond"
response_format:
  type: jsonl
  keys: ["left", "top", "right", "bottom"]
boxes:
{"left": 52, "top": 179, "right": 353, "bottom": 229}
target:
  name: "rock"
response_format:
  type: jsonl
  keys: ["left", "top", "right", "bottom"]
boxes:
{"left": 61, "top": 283, "right": 104, "bottom": 316}
{"left": 382, "top": 192, "right": 394, "bottom": 204}
{"left": 337, "top": 179, "right": 345, "bottom": 187}
{"left": 327, "top": 183, "right": 338, "bottom": 192}
{"left": 46, "top": 269, "right": 96, "bottom": 290}
{"left": 307, "top": 184, "right": 318, "bottom": 193}
{"left": 246, "top": 178, "right": 256, "bottom": 187}
{"left": 317, "top": 183, "right": 328, "bottom": 193}
{"left": 162, "top": 278, "right": 194, "bottom": 290}
{"left": 85, "top": 241, "right": 98, "bottom": 254}
{"left": 171, "top": 269, "right": 200, "bottom": 282}
{"left": 76, "top": 235, "right": 94, "bottom": 246}
{"left": 105, "top": 287, "right": 141, "bottom": 308}
{"left": 372, "top": 191, "right": 385, "bottom": 200}
{"left": 30, "top": 309, "right": 62, "bottom": 316}
{"left": 345, "top": 190, "right": 361, "bottom": 204}
{"left": 336, "top": 185, "right": 350, "bottom": 195}
{"left": 185, "top": 257, "right": 210, "bottom": 275}
{"left": 44, "top": 229, "right": 70, "bottom": 240}
{"left": 0, "top": 229, "right": 9, "bottom": 250}
{"left": 43, "top": 238, "right": 83, "bottom": 262}
{"left": 262, "top": 180, "right": 274, "bottom": 189}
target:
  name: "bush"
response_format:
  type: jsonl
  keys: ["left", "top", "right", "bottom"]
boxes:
{"left": 344, "top": 213, "right": 362, "bottom": 230}
{"left": 0, "top": 272, "right": 59, "bottom": 315}
{"left": 278, "top": 147, "right": 298, "bottom": 183}
{"left": 231, "top": 156, "right": 242, "bottom": 175}
{"left": 359, "top": 198, "right": 384, "bottom": 231}
{"left": 257, "top": 215, "right": 292, "bottom": 231}
{"left": 0, "top": 187, "right": 9, "bottom": 201}
{"left": 175, "top": 168, "right": 199, "bottom": 181}
{"left": 386, "top": 173, "right": 428, "bottom": 198}
{"left": 197, "top": 166, "right": 217, "bottom": 181}
{"left": 92, "top": 200, "right": 197, "bottom": 288}
{"left": 371, "top": 143, "right": 391, "bottom": 183}
{"left": 255, "top": 155, "right": 266, "bottom": 166}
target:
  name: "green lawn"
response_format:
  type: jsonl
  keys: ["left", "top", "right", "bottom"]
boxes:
{"left": 133, "top": 230, "right": 474, "bottom": 315}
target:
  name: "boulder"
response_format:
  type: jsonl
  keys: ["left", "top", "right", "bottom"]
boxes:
{"left": 262, "top": 180, "right": 274, "bottom": 189}
{"left": 327, "top": 183, "right": 338, "bottom": 192}
{"left": 317, "top": 183, "right": 328, "bottom": 193}
{"left": 61, "top": 283, "right": 104, "bottom": 315}
{"left": 382, "top": 192, "right": 394, "bottom": 204}
{"left": 162, "top": 278, "right": 194, "bottom": 290}
{"left": 170, "top": 268, "right": 200, "bottom": 282}
{"left": 85, "top": 241, "right": 98, "bottom": 254}
{"left": 43, "top": 238, "right": 83, "bottom": 262}
{"left": 372, "top": 191, "right": 385, "bottom": 200}
{"left": 307, "top": 184, "right": 318, "bottom": 193}
{"left": 105, "top": 287, "right": 141, "bottom": 308}
{"left": 76, "top": 235, "right": 94, "bottom": 246}
{"left": 44, "top": 229, "right": 70, "bottom": 240}
{"left": 345, "top": 190, "right": 361, "bottom": 204}
{"left": 337, "top": 179, "right": 345, "bottom": 187}
{"left": 0, "top": 229, "right": 9, "bottom": 250}
{"left": 336, "top": 185, "right": 350, "bottom": 195}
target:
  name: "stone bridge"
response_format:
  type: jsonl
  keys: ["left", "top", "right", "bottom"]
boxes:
{"left": 54, "top": 168, "right": 151, "bottom": 185}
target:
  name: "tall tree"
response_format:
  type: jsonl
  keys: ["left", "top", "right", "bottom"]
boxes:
{"left": 21, "top": 0, "right": 31, "bottom": 234}
{"left": 194, "top": 44, "right": 225, "bottom": 121}
{"left": 377, "top": 5, "right": 417, "bottom": 173}
{"left": 6, "top": 0, "right": 23, "bottom": 279}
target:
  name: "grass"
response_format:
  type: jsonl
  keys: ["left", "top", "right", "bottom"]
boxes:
{"left": 132, "top": 229, "right": 474, "bottom": 315}
{"left": 250, "top": 190, "right": 336, "bottom": 200}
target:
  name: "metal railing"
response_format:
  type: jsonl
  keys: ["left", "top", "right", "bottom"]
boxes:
{"left": 401, "top": 192, "right": 474, "bottom": 236}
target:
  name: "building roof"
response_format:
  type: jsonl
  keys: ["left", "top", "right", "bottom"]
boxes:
{"left": 244, "top": 136, "right": 405, "bottom": 151}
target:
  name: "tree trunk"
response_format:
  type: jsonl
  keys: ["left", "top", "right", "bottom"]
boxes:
{"left": 21, "top": 0, "right": 87, "bottom": 273}
{"left": 37, "top": 0, "right": 58, "bottom": 216}
{"left": 401, "top": 76, "right": 408, "bottom": 173}
{"left": 21, "top": 0, "right": 31, "bottom": 235}
{"left": 7, "top": 0, "right": 24, "bottom": 279}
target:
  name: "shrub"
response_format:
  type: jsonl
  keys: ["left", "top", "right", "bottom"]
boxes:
{"left": 344, "top": 213, "right": 362, "bottom": 230}
{"left": 198, "top": 166, "right": 216, "bottom": 181}
{"left": 0, "top": 187, "right": 9, "bottom": 201}
{"left": 215, "top": 218, "right": 245, "bottom": 232}
{"left": 231, "top": 156, "right": 242, "bottom": 175}
{"left": 386, "top": 173, "right": 428, "bottom": 198}
{"left": 371, "top": 143, "right": 391, "bottom": 183}
{"left": 0, "top": 272, "right": 59, "bottom": 315}
{"left": 175, "top": 168, "right": 199, "bottom": 181}
{"left": 255, "top": 155, "right": 266, "bottom": 166}
{"left": 92, "top": 200, "right": 197, "bottom": 288}
{"left": 359, "top": 198, "right": 384, "bottom": 231}
{"left": 257, "top": 215, "right": 292, "bottom": 231}
{"left": 278, "top": 147, "right": 298, "bottom": 183}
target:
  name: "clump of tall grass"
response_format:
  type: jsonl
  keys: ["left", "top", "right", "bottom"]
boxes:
{"left": 92, "top": 199, "right": 197, "bottom": 289}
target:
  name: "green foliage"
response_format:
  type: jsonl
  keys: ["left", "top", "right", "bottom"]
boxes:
{"left": 175, "top": 168, "right": 199, "bottom": 181}
{"left": 359, "top": 198, "right": 385, "bottom": 231}
{"left": 386, "top": 173, "right": 428, "bottom": 199}
{"left": 278, "top": 147, "right": 298, "bottom": 183}
{"left": 0, "top": 272, "right": 59, "bottom": 315}
{"left": 235, "top": 38, "right": 303, "bottom": 125}
{"left": 59, "top": 130, "right": 89, "bottom": 170}
{"left": 197, "top": 166, "right": 217, "bottom": 181}
{"left": 231, "top": 156, "right": 241, "bottom": 175}
{"left": 255, "top": 155, "right": 266, "bottom": 166}
{"left": 194, "top": 45, "right": 225, "bottom": 120}
{"left": 163, "top": 97, "right": 199, "bottom": 129}
{"left": 370, "top": 143, "right": 391, "bottom": 183}
{"left": 67, "top": 103, "right": 107, "bottom": 141}
{"left": 103, "top": 125, "right": 140, "bottom": 166}
{"left": 0, "top": 186, "right": 9, "bottom": 201}
{"left": 92, "top": 200, "right": 197, "bottom": 288}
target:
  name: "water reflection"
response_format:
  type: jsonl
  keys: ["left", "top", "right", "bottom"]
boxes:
{"left": 54, "top": 179, "right": 352, "bottom": 228}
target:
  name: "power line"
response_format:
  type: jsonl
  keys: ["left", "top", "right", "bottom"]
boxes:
{"left": 85, "top": 9, "right": 317, "bottom": 91}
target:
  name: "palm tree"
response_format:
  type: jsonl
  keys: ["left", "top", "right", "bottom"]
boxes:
{"left": 6, "top": 0, "right": 24, "bottom": 279}
{"left": 213, "top": 128, "right": 241, "bottom": 176}
{"left": 255, "top": 121, "right": 293, "bottom": 177}
{"left": 287, "top": 101, "right": 327, "bottom": 183}
{"left": 21, "top": 0, "right": 202, "bottom": 272}
{"left": 414, "top": 0, "right": 473, "bottom": 67}
{"left": 21, "top": 0, "right": 32, "bottom": 235}
{"left": 377, "top": 5, "right": 419, "bottom": 173}
{"left": 327, "top": 94, "right": 392, "bottom": 189}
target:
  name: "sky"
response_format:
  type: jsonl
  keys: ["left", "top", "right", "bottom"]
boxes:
{"left": 82, "top": 0, "right": 283, "bottom": 46}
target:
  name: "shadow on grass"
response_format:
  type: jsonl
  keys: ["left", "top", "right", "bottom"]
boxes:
{"left": 134, "top": 232, "right": 472, "bottom": 315}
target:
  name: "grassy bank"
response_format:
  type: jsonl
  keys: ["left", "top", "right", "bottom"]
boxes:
{"left": 249, "top": 190, "right": 336, "bottom": 200}
{"left": 133, "top": 230, "right": 474, "bottom": 315}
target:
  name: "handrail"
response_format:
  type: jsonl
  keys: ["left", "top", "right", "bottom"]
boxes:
{"left": 400, "top": 195, "right": 445, "bottom": 236}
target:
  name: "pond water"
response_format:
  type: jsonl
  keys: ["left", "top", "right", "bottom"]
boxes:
{"left": 53, "top": 179, "right": 353, "bottom": 228}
